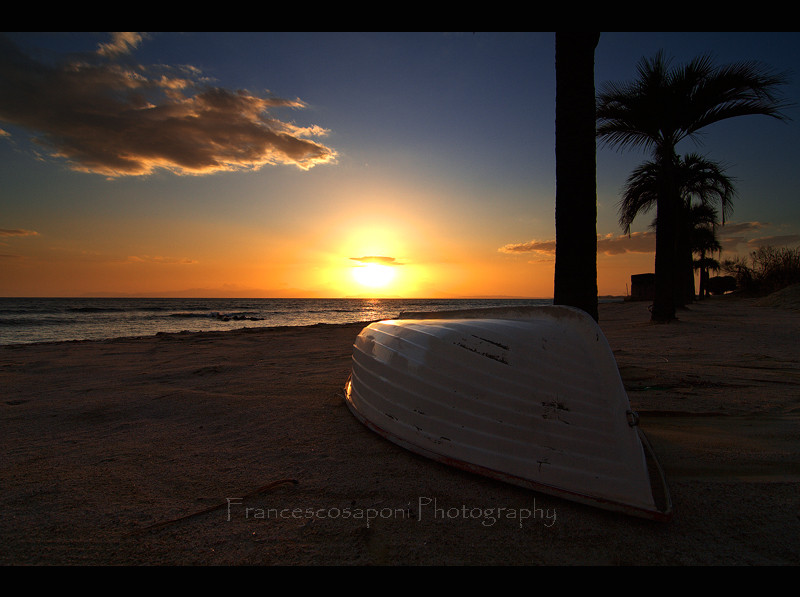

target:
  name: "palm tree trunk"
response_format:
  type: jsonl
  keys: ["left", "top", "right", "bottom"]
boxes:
{"left": 698, "top": 249, "right": 708, "bottom": 299}
{"left": 678, "top": 233, "right": 695, "bottom": 306}
{"left": 684, "top": 244, "right": 696, "bottom": 303}
{"left": 554, "top": 32, "right": 600, "bottom": 322}
{"left": 652, "top": 151, "right": 679, "bottom": 322}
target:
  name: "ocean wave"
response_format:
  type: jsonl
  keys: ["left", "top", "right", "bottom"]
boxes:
{"left": 0, "top": 317, "right": 76, "bottom": 327}
{"left": 1, "top": 297, "right": 553, "bottom": 345}
{"left": 168, "top": 311, "right": 264, "bottom": 321}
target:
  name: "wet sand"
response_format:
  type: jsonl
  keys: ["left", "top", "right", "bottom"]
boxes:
{"left": 1, "top": 295, "right": 798, "bottom": 565}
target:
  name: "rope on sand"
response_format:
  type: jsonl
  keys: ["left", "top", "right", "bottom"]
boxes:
{"left": 134, "top": 478, "right": 299, "bottom": 534}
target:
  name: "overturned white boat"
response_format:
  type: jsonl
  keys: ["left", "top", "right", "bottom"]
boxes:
{"left": 344, "top": 305, "right": 672, "bottom": 521}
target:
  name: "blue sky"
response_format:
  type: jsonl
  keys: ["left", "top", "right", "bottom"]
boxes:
{"left": 1, "top": 32, "right": 798, "bottom": 297}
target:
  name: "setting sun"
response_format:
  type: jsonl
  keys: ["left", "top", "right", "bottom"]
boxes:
{"left": 352, "top": 262, "right": 396, "bottom": 288}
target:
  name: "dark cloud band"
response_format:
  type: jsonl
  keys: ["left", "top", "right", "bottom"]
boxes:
{"left": 0, "top": 33, "right": 337, "bottom": 177}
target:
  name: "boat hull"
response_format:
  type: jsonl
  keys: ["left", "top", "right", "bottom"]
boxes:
{"left": 344, "top": 305, "right": 672, "bottom": 521}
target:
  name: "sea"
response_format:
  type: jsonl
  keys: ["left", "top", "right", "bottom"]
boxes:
{"left": 0, "top": 297, "right": 558, "bottom": 345}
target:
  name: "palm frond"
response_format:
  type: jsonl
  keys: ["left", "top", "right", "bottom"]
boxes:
{"left": 596, "top": 50, "right": 792, "bottom": 153}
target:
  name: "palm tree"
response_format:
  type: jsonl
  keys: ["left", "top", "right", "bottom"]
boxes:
{"left": 618, "top": 153, "right": 736, "bottom": 305}
{"left": 554, "top": 32, "right": 601, "bottom": 322}
{"left": 597, "top": 51, "right": 789, "bottom": 321}
{"left": 689, "top": 205, "right": 724, "bottom": 299}
{"left": 677, "top": 159, "right": 735, "bottom": 303}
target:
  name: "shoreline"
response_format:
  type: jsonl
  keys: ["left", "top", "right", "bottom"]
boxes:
{"left": 2, "top": 296, "right": 798, "bottom": 565}
{"left": 0, "top": 296, "right": 564, "bottom": 347}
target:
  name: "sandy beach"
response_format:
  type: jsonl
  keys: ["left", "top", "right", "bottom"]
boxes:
{"left": 2, "top": 295, "right": 798, "bottom": 565}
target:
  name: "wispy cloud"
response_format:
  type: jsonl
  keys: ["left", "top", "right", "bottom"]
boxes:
{"left": 500, "top": 222, "right": 799, "bottom": 262}
{"left": 0, "top": 228, "right": 39, "bottom": 237}
{"left": 498, "top": 239, "right": 556, "bottom": 256}
{"left": 350, "top": 256, "right": 402, "bottom": 266}
{"left": 596, "top": 231, "right": 655, "bottom": 255}
{"left": 712, "top": 222, "right": 799, "bottom": 252}
{"left": 746, "top": 234, "right": 800, "bottom": 249}
{"left": 0, "top": 33, "right": 337, "bottom": 177}
{"left": 496, "top": 239, "right": 556, "bottom": 263}
{"left": 498, "top": 231, "right": 656, "bottom": 258}
{"left": 718, "top": 222, "right": 769, "bottom": 235}
{"left": 127, "top": 255, "right": 197, "bottom": 264}
{"left": 96, "top": 32, "right": 145, "bottom": 57}
{"left": 0, "top": 228, "right": 38, "bottom": 249}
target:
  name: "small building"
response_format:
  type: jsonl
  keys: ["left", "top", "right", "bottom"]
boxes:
{"left": 629, "top": 273, "right": 655, "bottom": 301}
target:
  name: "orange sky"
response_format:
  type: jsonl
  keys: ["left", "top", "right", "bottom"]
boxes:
{"left": 0, "top": 211, "right": 658, "bottom": 298}
{"left": 2, "top": 33, "right": 798, "bottom": 299}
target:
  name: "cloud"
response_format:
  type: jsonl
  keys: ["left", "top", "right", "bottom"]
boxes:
{"left": 498, "top": 240, "right": 556, "bottom": 255}
{"left": 0, "top": 228, "right": 38, "bottom": 248}
{"left": 497, "top": 240, "right": 556, "bottom": 263}
{"left": 718, "top": 224, "right": 800, "bottom": 251}
{"left": 96, "top": 32, "right": 145, "bottom": 57}
{"left": 350, "top": 256, "right": 402, "bottom": 266}
{"left": 746, "top": 234, "right": 800, "bottom": 249}
{"left": 127, "top": 255, "right": 197, "bottom": 264}
{"left": 499, "top": 231, "right": 656, "bottom": 258}
{"left": 596, "top": 231, "right": 655, "bottom": 255}
{"left": 0, "top": 33, "right": 337, "bottom": 177}
{"left": 718, "top": 221, "right": 769, "bottom": 235}
{"left": 0, "top": 229, "right": 38, "bottom": 237}
{"left": 500, "top": 222, "right": 799, "bottom": 261}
